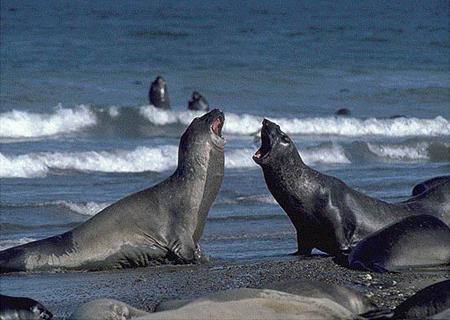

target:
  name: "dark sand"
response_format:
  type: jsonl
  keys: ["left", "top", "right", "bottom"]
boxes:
{"left": 1, "top": 256, "right": 448, "bottom": 319}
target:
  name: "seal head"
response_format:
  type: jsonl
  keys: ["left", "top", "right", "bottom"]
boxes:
{"left": 149, "top": 75, "right": 170, "bottom": 109}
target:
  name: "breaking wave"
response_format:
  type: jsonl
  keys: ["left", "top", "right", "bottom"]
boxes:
{"left": 0, "top": 144, "right": 350, "bottom": 178}
{"left": 1, "top": 105, "right": 448, "bottom": 140}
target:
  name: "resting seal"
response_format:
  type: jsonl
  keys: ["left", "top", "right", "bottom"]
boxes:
{"left": 0, "top": 294, "right": 53, "bottom": 320}
{"left": 149, "top": 76, "right": 170, "bottom": 109}
{"left": 0, "top": 109, "right": 225, "bottom": 272}
{"left": 188, "top": 91, "right": 209, "bottom": 111}
{"left": 412, "top": 176, "right": 450, "bottom": 196}
{"left": 253, "top": 119, "right": 449, "bottom": 256}
{"left": 348, "top": 214, "right": 450, "bottom": 272}
{"left": 362, "top": 280, "right": 450, "bottom": 319}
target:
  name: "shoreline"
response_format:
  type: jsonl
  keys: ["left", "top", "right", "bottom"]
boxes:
{"left": 1, "top": 256, "right": 448, "bottom": 319}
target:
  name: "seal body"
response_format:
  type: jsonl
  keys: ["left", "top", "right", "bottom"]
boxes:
{"left": 348, "top": 215, "right": 450, "bottom": 272}
{"left": 0, "top": 110, "right": 225, "bottom": 273}
{"left": 411, "top": 175, "right": 450, "bottom": 196}
{"left": 0, "top": 295, "right": 53, "bottom": 320}
{"left": 253, "top": 119, "right": 449, "bottom": 256}
{"left": 188, "top": 91, "right": 209, "bottom": 111}
{"left": 149, "top": 76, "right": 170, "bottom": 109}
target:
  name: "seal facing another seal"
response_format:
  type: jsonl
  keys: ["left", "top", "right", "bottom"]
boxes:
{"left": 149, "top": 75, "right": 170, "bottom": 109}
{"left": 0, "top": 109, "right": 225, "bottom": 273}
{"left": 253, "top": 119, "right": 449, "bottom": 257}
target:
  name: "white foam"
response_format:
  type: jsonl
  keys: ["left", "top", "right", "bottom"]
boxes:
{"left": 139, "top": 106, "right": 450, "bottom": 137}
{"left": 367, "top": 142, "right": 443, "bottom": 161}
{"left": 0, "top": 143, "right": 351, "bottom": 178}
{"left": 56, "top": 201, "right": 110, "bottom": 216}
{"left": 0, "top": 237, "right": 36, "bottom": 251}
{"left": 0, "top": 104, "right": 97, "bottom": 138}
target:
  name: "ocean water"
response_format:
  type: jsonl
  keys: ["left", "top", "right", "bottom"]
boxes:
{"left": 0, "top": 0, "right": 449, "bottom": 262}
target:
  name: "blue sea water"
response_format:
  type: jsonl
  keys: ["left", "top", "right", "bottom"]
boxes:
{"left": 0, "top": 0, "right": 449, "bottom": 262}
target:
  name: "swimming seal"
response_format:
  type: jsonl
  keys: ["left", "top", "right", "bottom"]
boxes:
{"left": 0, "top": 109, "right": 225, "bottom": 272}
{"left": 348, "top": 214, "right": 450, "bottom": 272}
{"left": 149, "top": 76, "right": 170, "bottom": 109}
{"left": 253, "top": 119, "right": 449, "bottom": 256}
{"left": 188, "top": 91, "right": 209, "bottom": 111}
{"left": 0, "top": 294, "right": 53, "bottom": 320}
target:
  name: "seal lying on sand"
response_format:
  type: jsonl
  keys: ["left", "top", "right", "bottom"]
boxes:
{"left": 411, "top": 175, "right": 450, "bottom": 196}
{"left": 149, "top": 76, "right": 170, "bottom": 109}
{"left": 0, "top": 109, "right": 225, "bottom": 272}
{"left": 253, "top": 119, "right": 449, "bottom": 256}
{"left": 348, "top": 214, "right": 450, "bottom": 272}
{"left": 188, "top": 91, "right": 209, "bottom": 111}
{"left": 362, "top": 280, "right": 450, "bottom": 319}
{"left": 71, "top": 285, "right": 371, "bottom": 320}
{"left": 157, "top": 280, "right": 376, "bottom": 315}
{"left": 0, "top": 294, "right": 53, "bottom": 320}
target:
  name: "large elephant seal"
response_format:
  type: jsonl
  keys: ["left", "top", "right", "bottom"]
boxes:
{"left": 0, "top": 294, "right": 53, "bottom": 320}
{"left": 188, "top": 91, "right": 209, "bottom": 111}
{"left": 149, "top": 76, "right": 170, "bottom": 109}
{"left": 362, "top": 280, "right": 450, "bottom": 319}
{"left": 157, "top": 280, "right": 376, "bottom": 315}
{"left": 68, "top": 299, "right": 148, "bottom": 320}
{"left": 348, "top": 214, "right": 450, "bottom": 272}
{"left": 71, "top": 288, "right": 358, "bottom": 320}
{"left": 253, "top": 119, "right": 449, "bottom": 256}
{"left": 0, "top": 109, "right": 225, "bottom": 272}
{"left": 412, "top": 176, "right": 450, "bottom": 196}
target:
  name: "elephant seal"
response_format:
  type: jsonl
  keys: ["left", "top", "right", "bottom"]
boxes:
{"left": 188, "top": 91, "right": 209, "bottom": 111}
{"left": 335, "top": 108, "right": 351, "bottom": 116}
{"left": 0, "top": 109, "right": 225, "bottom": 272}
{"left": 361, "top": 280, "right": 450, "bottom": 319}
{"left": 348, "top": 214, "right": 450, "bottom": 272}
{"left": 149, "top": 76, "right": 170, "bottom": 109}
{"left": 74, "top": 288, "right": 357, "bottom": 320}
{"left": 0, "top": 294, "right": 53, "bottom": 320}
{"left": 69, "top": 299, "right": 148, "bottom": 320}
{"left": 253, "top": 119, "right": 449, "bottom": 256}
{"left": 157, "top": 280, "right": 376, "bottom": 315}
{"left": 412, "top": 176, "right": 450, "bottom": 196}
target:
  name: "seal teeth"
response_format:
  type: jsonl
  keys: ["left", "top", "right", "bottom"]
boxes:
{"left": 211, "top": 117, "right": 222, "bottom": 137}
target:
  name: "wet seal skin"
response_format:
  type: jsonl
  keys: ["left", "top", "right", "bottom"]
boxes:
{"left": 361, "top": 280, "right": 450, "bottom": 319}
{"left": 253, "top": 119, "right": 450, "bottom": 257}
{"left": 0, "top": 294, "right": 53, "bottom": 320}
{"left": 149, "top": 75, "right": 170, "bottom": 109}
{"left": 349, "top": 214, "right": 450, "bottom": 272}
{"left": 0, "top": 109, "right": 225, "bottom": 273}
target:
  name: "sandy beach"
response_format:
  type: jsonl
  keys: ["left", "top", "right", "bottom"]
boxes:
{"left": 1, "top": 256, "right": 448, "bottom": 319}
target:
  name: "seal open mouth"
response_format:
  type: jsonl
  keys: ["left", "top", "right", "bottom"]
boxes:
{"left": 253, "top": 126, "right": 271, "bottom": 161}
{"left": 211, "top": 115, "right": 224, "bottom": 137}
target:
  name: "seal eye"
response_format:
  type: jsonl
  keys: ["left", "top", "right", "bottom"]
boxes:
{"left": 280, "top": 134, "right": 290, "bottom": 145}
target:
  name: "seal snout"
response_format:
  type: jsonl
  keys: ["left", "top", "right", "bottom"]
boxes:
{"left": 209, "top": 109, "right": 225, "bottom": 138}
{"left": 253, "top": 119, "right": 272, "bottom": 163}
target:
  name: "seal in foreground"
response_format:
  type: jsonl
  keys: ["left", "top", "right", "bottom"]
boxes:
{"left": 0, "top": 109, "right": 225, "bottom": 272}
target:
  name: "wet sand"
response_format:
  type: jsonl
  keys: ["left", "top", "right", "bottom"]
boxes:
{"left": 1, "top": 256, "right": 448, "bottom": 319}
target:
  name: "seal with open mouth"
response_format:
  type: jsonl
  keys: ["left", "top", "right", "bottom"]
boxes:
{"left": 0, "top": 109, "right": 225, "bottom": 272}
{"left": 253, "top": 119, "right": 449, "bottom": 257}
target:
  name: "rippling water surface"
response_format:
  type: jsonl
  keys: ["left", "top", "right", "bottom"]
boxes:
{"left": 1, "top": 0, "right": 449, "bottom": 260}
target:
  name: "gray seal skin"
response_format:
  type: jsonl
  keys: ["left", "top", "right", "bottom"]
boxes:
{"left": 0, "top": 109, "right": 225, "bottom": 273}
{"left": 361, "top": 280, "right": 450, "bottom": 319}
{"left": 412, "top": 175, "right": 450, "bottom": 196}
{"left": 0, "top": 294, "right": 53, "bottom": 320}
{"left": 149, "top": 76, "right": 170, "bottom": 109}
{"left": 253, "top": 119, "right": 449, "bottom": 256}
{"left": 188, "top": 91, "right": 209, "bottom": 111}
{"left": 348, "top": 214, "right": 450, "bottom": 272}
